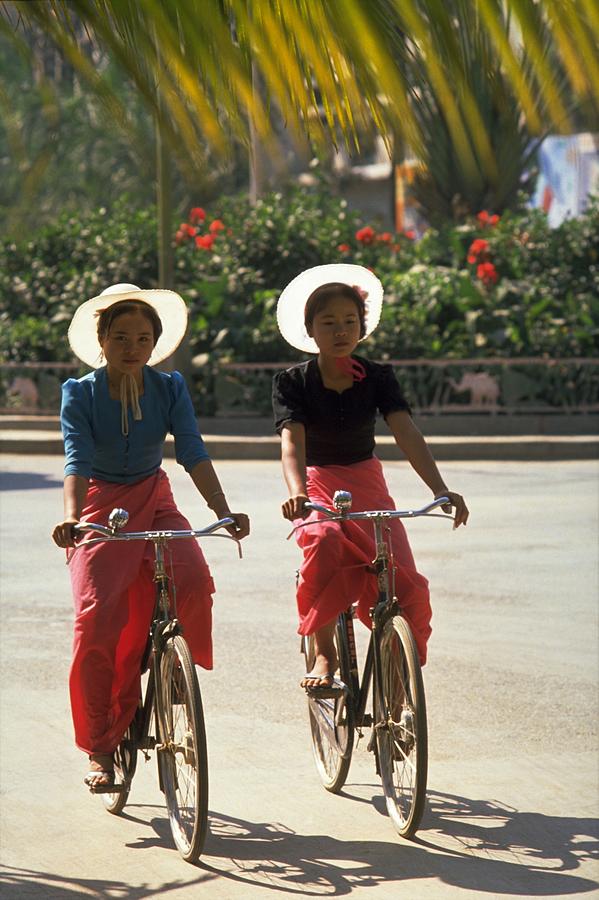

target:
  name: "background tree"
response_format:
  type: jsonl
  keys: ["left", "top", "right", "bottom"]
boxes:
{"left": 2, "top": 1, "right": 597, "bottom": 202}
{"left": 1, "top": 0, "right": 597, "bottom": 268}
{"left": 390, "top": 0, "right": 599, "bottom": 220}
{"left": 0, "top": 21, "right": 249, "bottom": 235}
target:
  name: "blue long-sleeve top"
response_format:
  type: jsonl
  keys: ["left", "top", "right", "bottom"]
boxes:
{"left": 60, "top": 366, "right": 210, "bottom": 484}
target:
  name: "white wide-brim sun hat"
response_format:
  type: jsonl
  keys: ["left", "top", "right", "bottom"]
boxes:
{"left": 68, "top": 283, "right": 189, "bottom": 368}
{"left": 276, "top": 264, "right": 384, "bottom": 353}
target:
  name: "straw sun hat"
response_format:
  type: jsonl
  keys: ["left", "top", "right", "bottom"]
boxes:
{"left": 276, "top": 264, "right": 384, "bottom": 354}
{"left": 68, "top": 283, "right": 188, "bottom": 368}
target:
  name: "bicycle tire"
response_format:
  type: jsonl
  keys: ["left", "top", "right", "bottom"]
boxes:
{"left": 375, "top": 615, "right": 428, "bottom": 838}
{"left": 303, "top": 617, "right": 354, "bottom": 793}
{"left": 156, "top": 635, "right": 208, "bottom": 863}
{"left": 103, "top": 723, "right": 138, "bottom": 816}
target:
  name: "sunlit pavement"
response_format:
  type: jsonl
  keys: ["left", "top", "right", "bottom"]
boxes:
{"left": 1, "top": 456, "right": 597, "bottom": 898}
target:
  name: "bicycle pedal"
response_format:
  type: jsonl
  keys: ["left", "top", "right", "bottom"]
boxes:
{"left": 306, "top": 682, "right": 347, "bottom": 700}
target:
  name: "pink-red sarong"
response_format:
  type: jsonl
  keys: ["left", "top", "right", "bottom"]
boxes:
{"left": 68, "top": 469, "right": 214, "bottom": 755}
{"left": 295, "top": 457, "right": 432, "bottom": 664}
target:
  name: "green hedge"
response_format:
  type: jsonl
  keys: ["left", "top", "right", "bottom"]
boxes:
{"left": 1, "top": 189, "right": 598, "bottom": 368}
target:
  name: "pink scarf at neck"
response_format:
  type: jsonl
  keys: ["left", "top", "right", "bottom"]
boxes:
{"left": 334, "top": 356, "right": 367, "bottom": 382}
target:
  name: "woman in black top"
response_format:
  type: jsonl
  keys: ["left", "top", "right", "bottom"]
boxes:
{"left": 272, "top": 264, "right": 468, "bottom": 690}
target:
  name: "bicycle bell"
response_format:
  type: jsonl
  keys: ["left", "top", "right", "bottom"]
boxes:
{"left": 333, "top": 490, "right": 352, "bottom": 512}
{"left": 108, "top": 507, "right": 129, "bottom": 532}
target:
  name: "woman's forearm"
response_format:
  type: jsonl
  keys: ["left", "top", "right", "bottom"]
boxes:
{"left": 281, "top": 426, "right": 308, "bottom": 496}
{"left": 387, "top": 412, "right": 447, "bottom": 495}
{"left": 403, "top": 432, "right": 448, "bottom": 495}
{"left": 188, "top": 459, "right": 232, "bottom": 519}
{"left": 387, "top": 411, "right": 469, "bottom": 527}
{"left": 64, "top": 475, "right": 89, "bottom": 519}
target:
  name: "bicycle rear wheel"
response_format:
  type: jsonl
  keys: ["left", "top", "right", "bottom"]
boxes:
{"left": 303, "top": 617, "right": 354, "bottom": 793}
{"left": 375, "top": 615, "right": 428, "bottom": 838}
{"left": 103, "top": 723, "right": 138, "bottom": 815}
{"left": 157, "top": 635, "right": 208, "bottom": 862}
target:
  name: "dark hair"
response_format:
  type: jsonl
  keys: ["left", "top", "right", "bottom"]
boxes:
{"left": 304, "top": 283, "right": 366, "bottom": 338}
{"left": 96, "top": 300, "right": 163, "bottom": 346}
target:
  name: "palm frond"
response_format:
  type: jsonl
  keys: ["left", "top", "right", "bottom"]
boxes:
{"left": 1, "top": 0, "right": 597, "bottom": 226}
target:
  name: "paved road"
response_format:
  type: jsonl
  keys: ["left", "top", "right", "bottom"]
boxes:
{"left": 1, "top": 456, "right": 598, "bottom": 899}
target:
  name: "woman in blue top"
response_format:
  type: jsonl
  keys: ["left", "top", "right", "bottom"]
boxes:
{"left": 52, "top": 283, "right": 249, "bottom": 792}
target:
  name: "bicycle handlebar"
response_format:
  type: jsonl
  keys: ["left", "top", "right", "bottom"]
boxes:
{"left": 71, "top": 515, "right": 242, "bottom": 557}
{"left": 305, "top": 496, "right": 453, "bottom": 522}
{"left": 288, "top": 494, "right": 454, "bottom": 538}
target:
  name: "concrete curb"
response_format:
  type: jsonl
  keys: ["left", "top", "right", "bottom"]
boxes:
{"left": 1, "top": 430, "right": 597, "bottom": 461}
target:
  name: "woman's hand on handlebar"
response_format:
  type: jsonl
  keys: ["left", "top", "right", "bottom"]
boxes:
{"left": 435, "top": 490, "right": 469, "bottom": 529}
{"left": 52, "top": 517, "right": 80, "bottom": 549}
{"left": 225, "top": 512, "right": 250, "bottom": 540}
{"left": 282, "top": 494, "right": 310, "bottom": 521}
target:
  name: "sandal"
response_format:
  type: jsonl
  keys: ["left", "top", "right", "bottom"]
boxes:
{"left": 84, "top": 754, "right": 126, "bottom": 795}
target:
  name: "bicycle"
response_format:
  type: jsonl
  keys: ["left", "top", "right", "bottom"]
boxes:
{"left": 71, "top": 507, "right": 240, "bottom": 863}
{"left": 293, "top": 491, "right": 453, "bottom": 839}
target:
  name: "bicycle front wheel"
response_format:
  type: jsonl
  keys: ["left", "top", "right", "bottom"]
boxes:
{"left": 303, "top": 617, "right": 354, "bottom": 793}
{"left": 157, "top": 635, "right": 208, "bottom": 863}
{"left": 375, "top": 615, "right": 428, "bottom": 838}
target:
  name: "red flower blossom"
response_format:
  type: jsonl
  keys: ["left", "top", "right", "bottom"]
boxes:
{"left": 355, "top": 226, "right": 376, "bottom": 244}
{"left": 209, "top": 219, "right": 225, "bottom": 234}
{"left": 195, "top": 234, "right": 216, "bottom": 251}
{"left": 477, "top": 210, "right": 500, "bottom": 228}
{"left": 175, "top": 229, "right": 186, "bottom": 245}
{"left": 190, "top": 207, "right": 206, "bottom": 224}
{"left": 467, "top": 238, "right": 489, "bottom": 264}
{"left": 378, "top": 232, "right": 393, "bottom": 243}
{"left": 404, "top": 229, "right": 416, "bottom": 240}
{"left": 476, "top": 261, "right": 498, "bottom": 286}
{"left": 181, "top": 223, "right": 197, "bottom": 237}
{"left": 337, "top": 243, "right": 350, "bottom": 253}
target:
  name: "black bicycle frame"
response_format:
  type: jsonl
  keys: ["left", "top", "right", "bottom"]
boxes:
{"left": 130, "top": 538, "right": 182, "bottom": 755}
{"left": 340, "top": 519, "right": 399, "bottom": 732}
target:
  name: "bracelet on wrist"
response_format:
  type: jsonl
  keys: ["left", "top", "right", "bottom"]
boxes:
{"left": 207, "top": 489, "right": 226, "bottom": 510}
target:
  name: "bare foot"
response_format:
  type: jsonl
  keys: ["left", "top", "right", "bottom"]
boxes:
{"left": 301, "top": 620, "right": 339, "bottom": 689}
{"left": 301, "top": 651, "right": 340, "bottom": 689}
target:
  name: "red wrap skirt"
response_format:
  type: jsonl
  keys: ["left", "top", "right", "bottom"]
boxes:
{"left": 295, "top": 457, "right": 432, "bottom": 664}
{"left": 68, "top": 469, "right": 214, "bottom": 755}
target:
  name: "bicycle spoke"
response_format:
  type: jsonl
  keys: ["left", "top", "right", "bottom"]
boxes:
{"left": 376, "top": 616, "right": 428, "bottom": 838}
{"left": 157, "top": 636, "right": 208, "bottom": 862}
{"left": 102, "top": 723, "right": 138, "bottom": 816}
{"left": 304, "top": 625, "right": 354, "bottom": 793}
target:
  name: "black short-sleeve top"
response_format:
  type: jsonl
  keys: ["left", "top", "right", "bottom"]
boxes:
{"left": 272, "top": 356, "right": 411, "bottom": 466}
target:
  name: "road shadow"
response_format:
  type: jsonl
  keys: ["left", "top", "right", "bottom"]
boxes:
{"left": 419, "top": 790, "right": 598, "bottom": 873}
{"left": 193, "top": 791, "right": 597, "bottom": 896}
{"left": 0, "top": 470, "right": 63, "bottom": 491}
{"left": 0, "top": 864, "right": 216, "bottom": 899}
{"left": 3, "top": 791, "right": 595, "bottom": 898}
